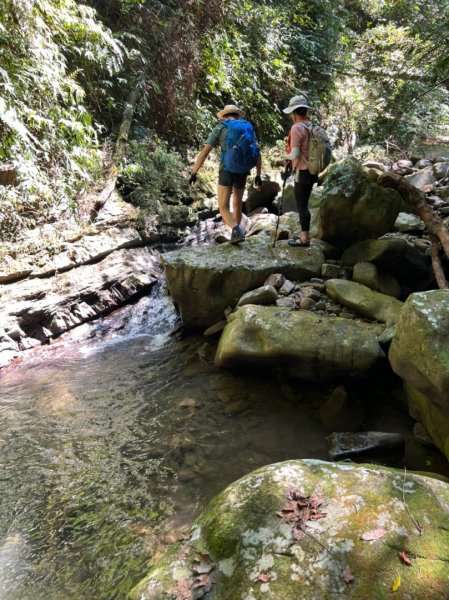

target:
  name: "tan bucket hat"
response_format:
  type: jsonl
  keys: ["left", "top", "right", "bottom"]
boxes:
{"left": 283, "top": 94, "right": 311, "bottom": 114}
{"left": 217, "top": 104, "right": 245, "bottom": 119}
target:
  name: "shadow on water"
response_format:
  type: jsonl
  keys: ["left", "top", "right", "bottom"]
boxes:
{"left": 0, "top": 280, "right": 448, "bottom": 599}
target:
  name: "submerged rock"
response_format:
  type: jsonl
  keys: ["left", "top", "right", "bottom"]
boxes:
{"left": 128, "top": 459, "right": 449, "bottom": 600}
{"left": 327, "top": 431, "right": 405, "bottom": 463}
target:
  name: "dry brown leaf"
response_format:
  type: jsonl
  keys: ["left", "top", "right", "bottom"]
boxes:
{"left": 360, "top": 528, "right": 387, "bottom": 541}
{"left": 398, "top": 550, "right": 412, "bottom": 566}
{"left": 341, "top": 564, "right": 355, "bottom": 583}
{"left": 167, "top": 578, "right": 193, "bottom": 600}
{"left": 192, "top": 573, "right": 215, "bottom": 595}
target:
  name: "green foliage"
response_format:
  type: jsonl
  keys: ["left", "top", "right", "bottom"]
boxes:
{"left": 118, "top": 133, "right": 189, "bottom": 208}
{"left": 0, "top": 0, "right": 123, "bottom": 239}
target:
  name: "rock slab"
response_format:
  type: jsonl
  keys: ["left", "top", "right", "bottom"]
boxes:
{"left": 162, "top": 238, "right": 324, "bottom": 328}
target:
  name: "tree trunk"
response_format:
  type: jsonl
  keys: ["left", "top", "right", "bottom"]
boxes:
{"left": 378, "top": 172, "right": 449, "bottom": 289}
{"left": 90, "top": 80, "right": 144, "bottom": 219}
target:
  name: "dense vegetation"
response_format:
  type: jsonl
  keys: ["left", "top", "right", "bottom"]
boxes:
{"left": 1, "top": 0, "right": 449, "bottom": 239}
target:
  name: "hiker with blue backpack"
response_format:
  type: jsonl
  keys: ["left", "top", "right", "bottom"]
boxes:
{"left": 281, "top": 94, "right": 332, "bottom": 247}
{"left": 189, "top": 104, "right": 262, "bottom": 244}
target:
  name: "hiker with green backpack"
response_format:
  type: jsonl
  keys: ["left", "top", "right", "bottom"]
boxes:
{"left": 282, "top": 94, "right": 332, "bottom": 247}
{"left": 189, "top": 104, "right": 262, "bottom": 244}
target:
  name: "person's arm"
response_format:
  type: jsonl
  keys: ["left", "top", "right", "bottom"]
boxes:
{"left": 191, "top": 144, "right": 213, "bottom": 175}
{"left": 285, "top": 124, "right": 302, "bottom": 170}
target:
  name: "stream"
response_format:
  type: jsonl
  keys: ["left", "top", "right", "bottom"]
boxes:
{"left": 0, "top": 278, "right": 448, "bottom": 600}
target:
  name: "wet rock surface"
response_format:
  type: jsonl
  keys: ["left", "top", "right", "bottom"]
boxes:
{"left": 327, "top": 431, "right": 406, "bottom": 463}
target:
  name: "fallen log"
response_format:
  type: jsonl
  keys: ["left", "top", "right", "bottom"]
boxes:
{"left": 378, "top": 171, "right": 449, "bottom": 288}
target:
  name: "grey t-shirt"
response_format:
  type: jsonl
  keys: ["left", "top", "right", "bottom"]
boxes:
{"left": 206, "top": 123, "right": 228, "bottom": 170}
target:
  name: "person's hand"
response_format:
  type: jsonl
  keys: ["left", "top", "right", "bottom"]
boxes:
{"left": 188, "top": 172, "right": 197, "bottom": 185}
{"left": 254, "top": 175, "right": 262, "bottom": 188}
{"left": 281, "top": 167, "right": 292, "bottom": 182}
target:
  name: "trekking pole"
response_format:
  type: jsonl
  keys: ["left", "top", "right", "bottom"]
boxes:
{"left": 272, "top": 168, "right": 289, "bottom": 248}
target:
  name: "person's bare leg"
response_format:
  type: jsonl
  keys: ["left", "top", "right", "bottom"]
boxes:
{"left": 217, "top": 184, "right": 237, "bottom": 229}
{"left": 232, "top": 186, "right": 245, "bottom": 228}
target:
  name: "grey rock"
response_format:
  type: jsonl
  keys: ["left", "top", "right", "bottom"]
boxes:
{"left": 264, "top": 273, "right": 285, "bottom": 288}
{"left": 278, "top": 279, "right": 296, "bottom": 296}
{"left": 394, "top": 212, "right": 425, "bottom": 233}
{"left": 327, "top": 431, "right": 405, "bottom": 463}
{"left": 321, "top": 263, "right": 341, "bottom": 278}
{"left": 237, "top": 284, "right": 278, "bottom": 307}
{"left": 299, "top": 297, "right": 315, "bottom": 310}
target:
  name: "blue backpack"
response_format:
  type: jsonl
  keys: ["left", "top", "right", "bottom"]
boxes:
{"left": 221, "top": 119, "right": 260, "bottom": 173}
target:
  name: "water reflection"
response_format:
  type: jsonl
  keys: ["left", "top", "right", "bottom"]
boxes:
{"left": 0, "top": 283, "right": 447, "bottom": 599}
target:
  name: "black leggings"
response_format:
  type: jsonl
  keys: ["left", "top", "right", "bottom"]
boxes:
{"left": 294, "top": 170, "right": 318, "bottom": 232}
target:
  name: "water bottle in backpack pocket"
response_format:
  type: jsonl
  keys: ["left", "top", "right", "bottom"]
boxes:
{"left": 221, "top": 119, "right": 260, "bottom": 174}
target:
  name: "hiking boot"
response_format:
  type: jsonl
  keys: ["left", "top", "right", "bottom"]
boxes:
{"left": 230, "top": 225, "right": 245, "bottom": 244}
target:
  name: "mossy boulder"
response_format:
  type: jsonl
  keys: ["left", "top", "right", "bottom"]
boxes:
{"left": 404, "top": 381, "right": 449, "bottom": 461}
{"left": 214, "top": 305, "right": 384, "bottom": 380}
{"left": 129, "top": 459, "right": 449, "bottom": 600}
{"left": 325, "top": 279, "right": 403, "bottom": 326}
{"left": 388, "top": 290, "right": 449, "bottom": 458}
{"left": 161, "top": 238, "right": 324, "bottom": 328}
{"left": 316, "top": 157, "right": 402, "bottom": 248}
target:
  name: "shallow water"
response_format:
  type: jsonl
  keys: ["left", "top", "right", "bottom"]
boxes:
{"left": 0, "top": 282, "right": 447, "bottom": 599}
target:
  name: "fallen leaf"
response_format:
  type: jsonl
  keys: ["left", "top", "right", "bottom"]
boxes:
{"left": 192, "top": 573, "right": 215, "bottom": 594}
{"left": 168, "top": 578, "right": 193, "bottom": 600}
{"left": 360, "top": 528, "right": 387, "bottom": 541}
{"left": 341, "top": 564, "right": 354, "bottom": 583}
{"left": 391, "top": 574, "right": 401, "bottom": 592}
{"left": 257, "top": 572, "right": 272, "bottom": 583}
{"left": 398, "top": 550, "right": 412, "bottom": 566}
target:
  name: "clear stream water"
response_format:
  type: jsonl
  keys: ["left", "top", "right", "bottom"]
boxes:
{"left": 0, "top": 281, "right": 448, "bottom": 600}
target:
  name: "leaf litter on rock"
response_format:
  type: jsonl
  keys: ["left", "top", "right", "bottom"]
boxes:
{"left": 277, "top": 487, "right": 356, "bottom": 585}
{"left": 277, "top": 488, "right": 327, "bottom": 540}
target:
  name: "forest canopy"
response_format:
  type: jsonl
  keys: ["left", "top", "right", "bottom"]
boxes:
{"left": 1, "top": 0, "right": 448, "bottom": 237}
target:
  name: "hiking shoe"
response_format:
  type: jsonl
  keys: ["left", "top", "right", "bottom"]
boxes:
{"left": 230, "top": 225, "right": 245, "bottom": 244}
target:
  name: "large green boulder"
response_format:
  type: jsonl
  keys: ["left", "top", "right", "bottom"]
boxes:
{"left": 215, "top": 305, "right": 383, "bottom": 380}
{"left": 389, "top": 290, "right": 449, "bottom": 418}
{"left": 129, "top": 459, "right": 449, "bottom": 600}
{"left": 316, "top": 157, "right": 401, "bottom": 247}
{"left": 325, "top": 279, "right": 403, "bottom": 326}
{"left": 161, "top": 238, "right": 324, "bottom": 328}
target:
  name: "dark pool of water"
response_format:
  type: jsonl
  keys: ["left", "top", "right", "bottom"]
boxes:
{"left": 0, "top": 283, "right": 447, "bottom": 600}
